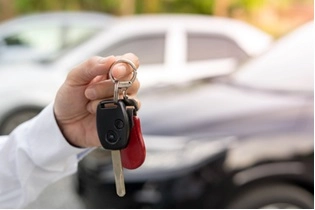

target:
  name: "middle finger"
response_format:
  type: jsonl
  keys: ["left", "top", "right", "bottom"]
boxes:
{"left": 85, "top": 78, "right": 140, "bottom": 100}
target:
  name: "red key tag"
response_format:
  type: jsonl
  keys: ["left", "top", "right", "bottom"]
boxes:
{"left": 121, "top": 116, "right": 146, "bottom": 169}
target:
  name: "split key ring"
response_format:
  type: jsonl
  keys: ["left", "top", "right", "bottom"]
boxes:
{"left": 109, "top": 58, "right": 138, "bottom": 89}
{"left": 109, "top": 58, "right": 138, "bottom": 102}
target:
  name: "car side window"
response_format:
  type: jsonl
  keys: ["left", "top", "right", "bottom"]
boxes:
{"left": 98, "top": 34, "right": 165, "bottom": 65}
{"left": 64, "top": 26, "right": 100, "bottom": 49}
{"left": 187, "top": 33, "right": 248, "bottom": 63}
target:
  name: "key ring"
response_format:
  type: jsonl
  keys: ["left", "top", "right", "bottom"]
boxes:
{"left": 109, "top": 58, "right": 138, "bottom": 88}
{"left": 109, "top": 58, "right": 138, "bottom": 102}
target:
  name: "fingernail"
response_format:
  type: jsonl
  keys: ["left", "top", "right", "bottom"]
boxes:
{"left": 118, "top": 65, "right": 127, "bottom": 73}
{"left": 112, "top": 65, "right": 126, "bottom": 79}
{"left": 85, "top": 88, "right": 96, "bottom": 100}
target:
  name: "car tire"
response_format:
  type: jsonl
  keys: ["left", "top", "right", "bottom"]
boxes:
{"left": 227, "top": 183, "right": 314, "bottom": 209}
{"left": 0, "top": 109, "right": 40, "bottom": 135}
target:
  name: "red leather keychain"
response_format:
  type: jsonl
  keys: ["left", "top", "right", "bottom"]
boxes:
{"left": 121, "top": 115, "right": 146, "bottom": 169}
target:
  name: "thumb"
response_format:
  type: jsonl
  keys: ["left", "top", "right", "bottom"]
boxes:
{"left": 66, "top": 56, "right": 116, "bottom": 86}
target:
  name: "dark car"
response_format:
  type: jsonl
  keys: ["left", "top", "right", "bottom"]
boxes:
{"left": 76, "top": 22, "right": 314, "bottom": 208}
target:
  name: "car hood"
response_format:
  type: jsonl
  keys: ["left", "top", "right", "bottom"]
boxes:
{"left": 138, "top": 81, "right": 313, "bottom": 138}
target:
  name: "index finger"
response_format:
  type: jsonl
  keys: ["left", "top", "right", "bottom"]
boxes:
{"left": 66, "top": 55, "right": 116, "bottom": 86}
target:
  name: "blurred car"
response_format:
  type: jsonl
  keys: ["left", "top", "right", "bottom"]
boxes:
{"left": 0, "top": 14, "right": 272, "bottom": 134}
{"left": 80, "top": 15, "right": 273, "bottom": 88}
{"left": 0, "top": 11, "right": 115, "bottom": 64}
{"left": 76, "top": 21, "right": 314, "bottom": 208}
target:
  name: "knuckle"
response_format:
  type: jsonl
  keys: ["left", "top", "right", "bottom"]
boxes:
{"left": 85, "top": 56, "right": 101, "bottom": 77}
{"left": 87, "top": 56, "right": 99, "bottom": 68}
{"left": 133, "top": 79, "right": 140, "bottom": 90}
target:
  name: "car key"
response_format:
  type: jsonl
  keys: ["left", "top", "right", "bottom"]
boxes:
{"left": 96, "top": 99, "right": 130, "bottom": 197}
{"left": 96, "top": 58, "right": 138, "bottom": 197}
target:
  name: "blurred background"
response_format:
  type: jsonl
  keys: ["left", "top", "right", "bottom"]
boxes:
{"left": 0, "top": 0, "right": 313, "bottom": 37}
{"left": 0, "top": 0, "right": 313, "bottom": 209}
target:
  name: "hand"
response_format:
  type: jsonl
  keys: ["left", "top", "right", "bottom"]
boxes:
{"left": 54, "top": 53, "right": 140, "bottom": 148}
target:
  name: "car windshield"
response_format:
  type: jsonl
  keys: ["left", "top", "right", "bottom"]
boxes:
{"left": 0, "top": 13, "right": 114, "bottom": 64}
{"left": 231, "top": 21, "right": 314, "bottom": 92}
{"left": 0, "top": 26, "right": 102, "bottom": 64}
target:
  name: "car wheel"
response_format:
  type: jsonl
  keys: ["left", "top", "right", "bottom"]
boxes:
{"left": 0, "top": 109, "right": 40, "bottom": 135}
{"left": 227, "top": 183, "right": 314, "bottom": 209}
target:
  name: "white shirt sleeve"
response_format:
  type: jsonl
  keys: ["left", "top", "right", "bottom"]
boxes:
{"left": 0, "top": 103, "right": 94, "bottom": 208}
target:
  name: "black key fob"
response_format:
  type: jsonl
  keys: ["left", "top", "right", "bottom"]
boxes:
{"left": 96, "top": 100, "right": 130, "bottom": 150}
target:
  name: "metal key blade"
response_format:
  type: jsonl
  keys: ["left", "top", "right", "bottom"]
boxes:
{"left": 111, "top": 150, "right": 126, "bottom": 197}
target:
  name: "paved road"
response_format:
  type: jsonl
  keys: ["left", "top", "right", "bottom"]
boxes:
{"left": 26, "top": 174, "right": 85, "bottom": 209}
